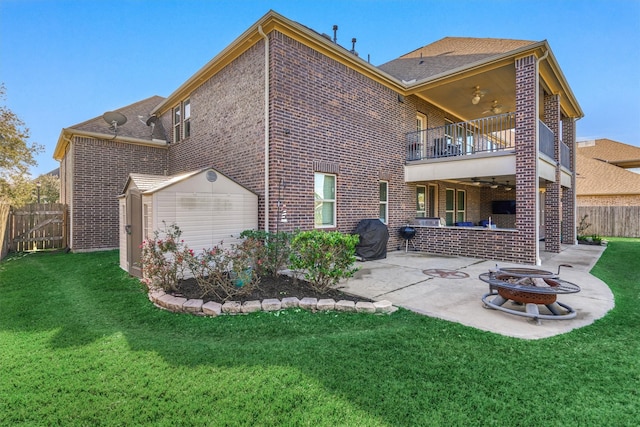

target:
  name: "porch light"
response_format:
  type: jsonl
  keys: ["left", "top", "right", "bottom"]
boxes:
{"left": 471, "top": 86, "right": 486, "bottom": 105}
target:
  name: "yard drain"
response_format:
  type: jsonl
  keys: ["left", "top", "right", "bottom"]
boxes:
{"left": 423, "top": 269, "right": 469, "bottom": 279}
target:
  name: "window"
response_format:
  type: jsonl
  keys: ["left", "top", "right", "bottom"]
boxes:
{"left": 379, "top": 181, "right": 388, "bottom": 224}
{"left": 314, "top": 173, "right": 336, "bottom": 228}
{"left": 416, "top": 185, "right": 426, "bottom": 218}
{"left": 173, "top": 104, "right": 181, "bottom": 143}
{"left": 173, "top": 99, "right": 191, "bottom": 142}
{"left": 457, "top": 190, "right": 466, "bottom": 222}
{"left": 445, "top": 188, "right": 466, "bottom": 225}
{"left": 183, "top": 99, "right": 191, "bottom": 138}
{"left": 428, "top": 184, "right": 437, "bottom": 217}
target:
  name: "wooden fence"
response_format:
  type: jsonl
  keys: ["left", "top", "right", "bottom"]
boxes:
{"left": 0, "top": 204, "right": 10, "bottom": 260}
{"left": 1, "top": 203, "right": 68, "bottom": 257}
{"left": 577, "top": 206, "right": 640, "bottom": 238}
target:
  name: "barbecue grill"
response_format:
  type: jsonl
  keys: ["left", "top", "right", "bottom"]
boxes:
{"left": 399, "top": 226, "right": 416, "bottom": 252}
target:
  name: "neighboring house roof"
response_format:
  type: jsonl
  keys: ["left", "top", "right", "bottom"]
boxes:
{"left": 53, "top": 95, "right": 167, "bottom": 160}
{"left": 576, "top": 154, "right": 640, "bottom": 196}
{"left": 378, "top": 37, "right": 535, "bottom": 82}
{"left": 577, "top": 138, "right": 640, "bottom": 169}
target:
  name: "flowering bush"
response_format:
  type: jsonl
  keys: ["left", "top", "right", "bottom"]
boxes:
{"left": 140, "top": 223, "right": 190, "bottom": 292}
{"left": 184, "top": 241, "right": 259, "bottom": 302}
{"left": 239, "top": 229, "right": 292, "bottom": 277}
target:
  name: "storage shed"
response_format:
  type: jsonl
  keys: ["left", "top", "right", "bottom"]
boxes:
{"left": 118, "top": 167, "right": 258, "bottom": 277}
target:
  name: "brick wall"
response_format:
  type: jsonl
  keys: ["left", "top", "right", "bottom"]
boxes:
{"left": 164, "top": 41, "right": 267, "bottom": 227}
{"left": 561, "top": 116, "right": 577, "bottom": 243}
{"left": 578, "top": 195, "right": 640, "bottom": 206}
{"left": 70, "top": 137, "right": 168, "bottom": 250}
{"left": 411, "top": 227, "right": 524, "bottom": 263}
{"left": 513, "top": 54, "right": 538, "bottom": 264}
{"left": 543, "top": 93, "right": 562, "bottom": 252}
{"left": 266, "top": 31, "right": 415, "bottom": 250}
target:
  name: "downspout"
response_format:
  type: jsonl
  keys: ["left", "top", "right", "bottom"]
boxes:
{"left": 534, "top": 49, "right": 549, "bottom": 265}
{"left": 258, "top": 25, "right": 270, "bottom": 232}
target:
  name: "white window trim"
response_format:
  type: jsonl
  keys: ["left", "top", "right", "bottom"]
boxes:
{"left": 173, "top": 104, "right": 182, "bottom": 143}
{"left": 456, "top": 189, "right": 466, "bottom": 222}
{"left": 379, "top": 181, "right": 389, "bottom": 224}
{"left": 416, "top": 185, "right": 426, "bottom": 218}
{"left": 428, "top": 184, "right": 438, "bottom": 218}
{"left": 314, "top": 172, "right": 336, "bottom": 228}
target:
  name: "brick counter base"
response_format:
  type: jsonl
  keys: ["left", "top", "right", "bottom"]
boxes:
{"left": 147, "top": 288, "right": 396, "bottom": 317}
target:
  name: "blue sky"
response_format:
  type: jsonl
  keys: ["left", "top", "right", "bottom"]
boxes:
{"left": 1, "top": 0, "right": 639, "bottom": 177}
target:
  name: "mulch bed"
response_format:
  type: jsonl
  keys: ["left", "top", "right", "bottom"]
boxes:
{"left": 172, "top": 275, "right": 371, "bottom": 304}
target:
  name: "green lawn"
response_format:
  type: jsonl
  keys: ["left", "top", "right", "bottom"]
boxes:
{"left": 0, "top": 239, "right": 638, "bottom": 426}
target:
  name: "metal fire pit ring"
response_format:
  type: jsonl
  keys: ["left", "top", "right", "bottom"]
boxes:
{"left": 479, "top": 270, "right": 581, "bottom": 325}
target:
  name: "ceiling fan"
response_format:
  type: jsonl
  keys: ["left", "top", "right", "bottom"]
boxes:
{"left": 471, "top": 85, "right": 487, "bottom": 105}
{"left": 483, "top": 100, "right": 504, "bottom": 114}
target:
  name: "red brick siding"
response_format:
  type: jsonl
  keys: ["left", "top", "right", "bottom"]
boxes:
{"left": 578, "top": 195, "right": 640, "bottom": 206}
{"left": 544, "top": 93, "right": 562, "bottom": 252}
{"left": 411, "top": 227, "right": 524, "bottom": 263}
{"left": 164, "top": 41, "right": 267, "bottom": 225}
{"left": 561, "top": 116, "right": 577, "bottom": 242}
{"left": 267, "top": 31, "right": 415, "bottom": 250}
{"left": 70, "top": 137, "right": 167, "bottom": 250}
{"left": 513, "top": 54, "right": 538, "bottom": 264}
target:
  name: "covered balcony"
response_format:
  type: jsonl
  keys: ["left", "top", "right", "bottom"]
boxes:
{"left": 405, "top": 113, "right": 573, "bottom": 187}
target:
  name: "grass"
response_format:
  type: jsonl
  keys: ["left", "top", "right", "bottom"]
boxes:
{"left": 0, "top": 239, "right": 638, "bottom": 426}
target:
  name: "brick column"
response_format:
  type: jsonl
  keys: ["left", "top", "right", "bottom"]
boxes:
{"left": 562, "top": 116, "right": 577, "bottom": 244}
{"left": 515, "top": 54, "right": 538, "bottom": 264}
{"left": 544, "top": 93, "right": 562, "bottom": 252}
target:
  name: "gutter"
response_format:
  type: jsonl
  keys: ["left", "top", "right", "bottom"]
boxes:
{"left": 258, "top": 25, "right": 270, "bottom": 232}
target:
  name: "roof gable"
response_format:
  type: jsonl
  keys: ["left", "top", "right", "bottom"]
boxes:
{"left": 378, "top": 37, "right": 536, "bottom": 81}
{"left": 70, "top": 95, "right": 166, "bottom": 141}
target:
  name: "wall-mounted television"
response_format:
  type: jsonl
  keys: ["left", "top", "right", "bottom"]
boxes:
{"left": 492, "top": 200, "right": 516, "bottom": 215}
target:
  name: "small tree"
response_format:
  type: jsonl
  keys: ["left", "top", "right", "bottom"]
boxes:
{"left": 0, "top": 83, "right": 44, "bottom": 204}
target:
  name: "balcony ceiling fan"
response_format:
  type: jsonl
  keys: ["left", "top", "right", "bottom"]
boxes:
{"left": 483, "top": 100, "right": 504, "bottom": 115}
{"left": 471, "top": 85, "right": 487, "bottom": 105}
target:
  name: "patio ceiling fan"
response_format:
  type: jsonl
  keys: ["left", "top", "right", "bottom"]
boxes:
{"left": 483, "top": 100, "right": 504, "bottom": 115}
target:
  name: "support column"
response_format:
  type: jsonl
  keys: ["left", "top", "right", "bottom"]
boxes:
{"left": 515, "top": 54, "right": 538, "bottom": 265}
{"left": 562, "top": 116, "right": 577, "bottom": 244}
{"left": 544, "top": 93, "right": 562, "bottom": 253}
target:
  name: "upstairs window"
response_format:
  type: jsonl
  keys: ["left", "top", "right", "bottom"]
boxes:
{"left": 183, "top": 99, "right": 191, "bottom": 138}
{"left": 173, "top": 98, "right": 191, "bottom": 142}
{"left": 173, "top": 104, "right": 181, "bottom": 143}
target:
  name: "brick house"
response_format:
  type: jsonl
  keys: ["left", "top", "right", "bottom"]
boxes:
{"left": 54, "top": 10, "right": 583, "bottom": 264}
{"left": 575, "top": 139, "right": 640, "bottom": 237}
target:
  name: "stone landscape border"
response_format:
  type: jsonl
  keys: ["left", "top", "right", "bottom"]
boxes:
{"left": 147, "top": 288, "right": 396, "bottom": 316}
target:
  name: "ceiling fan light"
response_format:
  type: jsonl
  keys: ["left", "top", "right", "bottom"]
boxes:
{"left": 471, "top": 94, "right": 481, "bottom": 105}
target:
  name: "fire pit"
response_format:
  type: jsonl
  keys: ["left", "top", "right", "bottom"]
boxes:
{"left": 479, "top": 266, "right": 580, "bottom": 325}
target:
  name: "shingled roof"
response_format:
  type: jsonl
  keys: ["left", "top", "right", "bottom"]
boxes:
{"left": 378, "top": 37, "right": 535, "bottom": 81}
{"left": 70, "top": 95, "right": 166, "bottom": 141}
{"left": 577, "top": 154, "right": 640, "bottom": 196}
{"left": 577, "top": 138, "right": 640, "bottom": 168}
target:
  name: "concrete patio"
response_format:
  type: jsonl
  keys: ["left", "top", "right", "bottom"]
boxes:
{"left": 340, "top": 244, "right": 614, "bottom": 340}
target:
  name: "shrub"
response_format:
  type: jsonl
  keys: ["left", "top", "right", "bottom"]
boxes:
{"left": 577, "top": 214, "right": 592, "bottom": 240}
{"left": 240, "top": 229, "right": 292, "bottom": 277}
{"left": 183, "top": 241, "right": 259, "bottom": 302}
{"left": 289, "top": 230, "right": 359, "bottom": 293}
{"left": 140, "top": 223, "right": 190, "bottom": 292}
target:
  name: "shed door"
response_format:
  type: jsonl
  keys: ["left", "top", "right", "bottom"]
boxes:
{"left": 126, "top": 190, "right": 143, "bottom": 277}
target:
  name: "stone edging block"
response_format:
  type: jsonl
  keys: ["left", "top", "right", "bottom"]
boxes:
{"left": 146, "top": 284, "right": 394, "bottom": 318}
